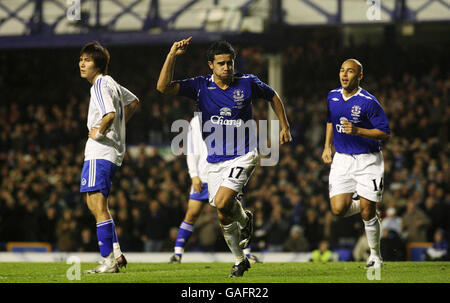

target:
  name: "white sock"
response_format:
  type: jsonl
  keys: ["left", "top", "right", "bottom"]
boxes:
{"left": 221, "top": 222, "right": 245, "bottom": 265}
{"left": 344, "top": 199, "right": 360, "bottom": 217}
{"left": 243, "top": 247, "right": 251, "bottom": 257}
{"left": 174, "top": 247, "right": 184, "bottom": 255}
{"left": 231, "top": 199, "right": 248, "bottom": 228}
{"left": 363, "top": 216, "right": 381, "bottom": 258}
{"left": 113, "top": 243, "right": 122, "bottom": 259}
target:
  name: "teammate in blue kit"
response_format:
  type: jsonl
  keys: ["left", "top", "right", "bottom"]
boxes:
{"left": 321, "top": 59, "right": 391, "bottom": 269}
{"left": 157, "top": 37, "right": 291, "bottom": 277}
{"left": 79, "top": 42, "right": 140, "bottom": 273}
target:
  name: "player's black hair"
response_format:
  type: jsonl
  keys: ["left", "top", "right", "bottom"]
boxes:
{"left": 80, "top": 41, "right": 110, "bottom": 75}
{"left": 206, "top": 40, "right": 236, "bottom": 62}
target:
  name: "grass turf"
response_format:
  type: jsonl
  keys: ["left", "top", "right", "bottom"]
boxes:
{"left": 0, "top": 262, "right": 448, "bottom": 283}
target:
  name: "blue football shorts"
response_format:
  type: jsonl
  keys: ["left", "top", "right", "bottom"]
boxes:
{"left": 80, "top": 159, "right": 118, "bottom": 197}
{"left": 189, "top": 183, "right": 209, "bottom": 203}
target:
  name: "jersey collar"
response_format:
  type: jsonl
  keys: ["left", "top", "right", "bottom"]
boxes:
{"left": 341, "top": 87, "right": 362, "bottom": 101}
{"left": 211, "top": 74, "right": 234, "bottom": 90}
{"left": 91, "top": 74, "right": 104, "bottom": 87}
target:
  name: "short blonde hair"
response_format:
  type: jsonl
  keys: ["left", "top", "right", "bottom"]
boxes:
{"left": 344, "top": 58, "right": 363, "bottom": 75}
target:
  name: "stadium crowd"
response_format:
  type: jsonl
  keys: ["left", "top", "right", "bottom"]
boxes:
{"left": 0, "top": 30, "right": 448, "bottom": 261}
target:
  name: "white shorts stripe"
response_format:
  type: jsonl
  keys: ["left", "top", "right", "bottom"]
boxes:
{"left": 180, "top": 222, "right": 194, "bottom": 232}
{"left": 93, "top": 159, "right": 96, "bottom": 187}
{"left": 96, "top": 219, "right": 113, "bottom": 227}
{"left": 90, "top": 159, "right": 93, "bottom": 187}
{"left": 89, "top": 159, "right": 96, "bottom": 187}
{"left": 92, "top": 159, "right": 94, "bottom": 187}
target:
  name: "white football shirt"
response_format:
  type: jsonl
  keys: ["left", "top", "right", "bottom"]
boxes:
{"left": 84, "top": 74, "right": 137, "bottom": 166}
{"left": 186, "top": 114, "right": 209, "bottom": 183}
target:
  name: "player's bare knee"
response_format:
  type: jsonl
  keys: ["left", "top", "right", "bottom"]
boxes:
{"left": 361, "top": 208, "right": 375, "bottom": 221}
{"left": 330, "top": 204, "right": 346, "bottom": 217}
{"left": 216, "top": 201, "right": 233, "bottom": 219}
{"left": 214, "top": 195, "right": 231, "bottom": 212}
{"left": 90, "top": 207, "right": 106, "bottom": 221}
{"left": 217, "top": 205, "right": 233, "bottom": 218}
{"left": 217, "top": 210, "right": 232, "bottom": 226}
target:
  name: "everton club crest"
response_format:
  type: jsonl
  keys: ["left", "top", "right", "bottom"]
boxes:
{"left": 233, "top": 89, "right": 244, "bottom": 102}
{"left": 351, "top": 105, "right": 361, "bottom": 123}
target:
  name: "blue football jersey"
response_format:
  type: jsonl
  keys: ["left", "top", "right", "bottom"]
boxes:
{"left": 326, "top": 87, "right": 391, "bottom": 154}
{"left": 176, "top": 73, "right": 275, "bottom": 163}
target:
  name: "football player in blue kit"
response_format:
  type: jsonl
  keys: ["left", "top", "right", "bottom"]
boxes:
{"left": 322, "top": 59, "right": 391, "bottom": 269}
{"left": 157, "top": 37, "right": 291, "bottom": 277}
{"left": 169, "top": 115, "right": 261, "bottom": 264}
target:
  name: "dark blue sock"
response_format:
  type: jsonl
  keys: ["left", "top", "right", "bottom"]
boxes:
{"left": 175, "top": 221, "right": 194, "bottom": 257}
{"left": 96, "top": 219, "right": 113, "bottom": 257}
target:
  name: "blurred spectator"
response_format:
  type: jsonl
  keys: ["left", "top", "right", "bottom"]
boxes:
{"left": 322, "top": 211, "right": 336, "bottom": 242}
{"left": 55, "top": 209, "right": 78, "bottom": 252}
{"left": 402, "top": 200, "right": 431, "bottom": 243}
{"left": 353, "top": 233, "right": 370, "bottom": 262}
{"left": 265, "top": 204, "right": 290, "bottom": 252}
{"left": 142, "top": 201, "right": 170, "bottom": 252}
{"left": 302, "top": 208, "right": 323, "bottom": 249}
{"left": 43, "top": 192, "right": 67, "bottom": 217}
{"left": 380, "top": 207, "right": 405, "bottom": 260}
{"left": 22, "top": 200, "right": 40, "bottom": 241}
{"left": 424, "top": 196, "right": 446, "bottom": 241}
{"left": 38, "top": 206, "right": 58, "bottom": 245}
{"left": 283, "top": 225, "right": 310, "bottom": 252}
{"left": 194, "top": 206, "right": 219, "bottom": 252}
{"left": 130, "top": 207, "right": 145, "bottom": 251}
{"left": 161, "top": 227, "right": 179, "bottom": 252}
{"left": 381, "top": 207, "right": 402, "bottom": 236}
{"left": 425, "top": 229, "right": 449, "bottom": 261}
{"left": 78, "top": 228, "right": 98, "bottom": 252}
{"left": 251, "top": 209, "right": 267, "bottom": 252}
{"left": 310, "top": 240, "right": 335, "bottom": 262}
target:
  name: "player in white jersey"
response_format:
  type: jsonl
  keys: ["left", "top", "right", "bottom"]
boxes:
{"left": 169, "top": 114, "right": 261, "bottom": 263}
{"left": 78, "top": 42, "right": 140, "bottom": 273}
{"left": 322, "top": 59, "right": 391, "bottom": 269}
{"left": 169, "top": 114, "right": 210, "bottom": 262}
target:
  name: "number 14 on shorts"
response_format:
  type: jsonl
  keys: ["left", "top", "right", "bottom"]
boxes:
{"left": 372, "top": 177, "right": 384, "bottom": 192}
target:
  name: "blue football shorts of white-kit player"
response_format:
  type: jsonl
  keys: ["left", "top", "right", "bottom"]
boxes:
{"left": 80, "top": 74, "right": 138, "bottom": 196}
{"left": 176, "top": 73, "right": 275, "bottom": 205}
{"left": 186, "top": 114, "right": 210, "bottom": 203}
{"left": 327, "top": 87, "right": 391, "bottom": 202}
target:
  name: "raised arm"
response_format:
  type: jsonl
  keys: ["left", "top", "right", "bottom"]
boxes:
{"left": 156, "top": 37, "right": 192, "bottom": 95}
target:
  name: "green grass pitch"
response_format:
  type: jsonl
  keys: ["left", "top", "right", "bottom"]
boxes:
{"left": 0, "top": 262, "right": 448, "bottom": 283}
